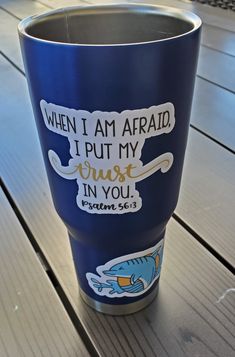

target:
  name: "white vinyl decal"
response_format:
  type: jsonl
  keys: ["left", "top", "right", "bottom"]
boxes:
{"left": 86, "top": 239, "right": 164, "bottom": 298}
{"left": 40, "top": 100, "right": 175, "bottom": 214}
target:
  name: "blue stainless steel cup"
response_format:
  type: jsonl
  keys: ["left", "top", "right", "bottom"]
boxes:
{"left": 18, "top": 4, "right": 201, "bottom": 314}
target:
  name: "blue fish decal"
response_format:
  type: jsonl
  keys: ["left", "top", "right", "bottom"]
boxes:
{"left": 86, "top": 239, "right": 164, "bottom": 297}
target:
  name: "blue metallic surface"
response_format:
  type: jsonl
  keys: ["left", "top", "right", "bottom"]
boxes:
{"left": 19, "top": 7, "right": 201, "bottom": 305}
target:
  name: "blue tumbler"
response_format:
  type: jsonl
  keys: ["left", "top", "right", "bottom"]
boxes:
{"left": 18, "top": 4, "right": 201, "bottom": 314}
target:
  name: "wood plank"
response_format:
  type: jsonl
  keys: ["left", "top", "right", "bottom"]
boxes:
{"left": 0, "top": 0, "right": 91, "bottom": 15}
{"left": 0, "top": 188, "right": 89, "bottom": 357}
{"left": 0, "top": 8, "right": 24, "bottom": 71}
{"left": 181, "top": 0, "right": 235, "bottom": 32}
{"left": 176, "top": 128, "right": 235, "bottom": 266}
{"left": 91, "top": 0, "right": 235, "bottom": 31}
{"left": 0, "top": 0, "right": 49, "bottom": 18}
{"left": 137, "top": 0, "right": 235, "bottom": 32}
{"left": 198, "top": 46, "right": 235, "bottom": 92}
{"left": 191, "top": 77, "right": 235, "bottom": 151}
{"left": 35, "top": 0, "right": 91, "bottom": 8}
{"left": 202, "top": 24, "right": 235, "bottom": 57}
{"left": 1, "top": 53, "right": 235, "bottom": 356}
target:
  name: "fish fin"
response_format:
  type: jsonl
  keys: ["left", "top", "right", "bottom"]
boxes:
{"left": 130, "top": 273, "right": 141, "bottom": 285}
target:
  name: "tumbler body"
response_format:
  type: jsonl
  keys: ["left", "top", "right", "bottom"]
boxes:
{"left": 19, "top": 5, "right": 201, "bottom": 314}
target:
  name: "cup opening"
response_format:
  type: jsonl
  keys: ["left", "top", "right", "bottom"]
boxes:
{"left": 19, "top": 4, "right": 201, "bottom": 46}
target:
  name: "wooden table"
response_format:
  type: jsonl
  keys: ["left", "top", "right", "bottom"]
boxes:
{"left": 0, "top": 0, "right": 235, "bottom": 356}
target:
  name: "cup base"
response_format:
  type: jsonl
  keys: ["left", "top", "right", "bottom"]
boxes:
{"left": 79, "top": 285, "right": 159, "bottom": 315}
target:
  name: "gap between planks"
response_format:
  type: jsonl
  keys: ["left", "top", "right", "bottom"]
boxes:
{"left": 196, "top": 74, "right": 235, "bottom": 95}
{"left": 0, "top": 5, "right": 21, "bottom": 20}
{"left": 172, "top": 213, "right": 235, "bottom": 275}
{"left": 201, "top": 44, "right": 235, "bottom": 59}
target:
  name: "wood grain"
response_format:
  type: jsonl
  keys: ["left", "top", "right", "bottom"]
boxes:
{"left": 0, "top": 188, "right": 89, "bottom": 357}
{"left": 1, "top": 53, "right": 235, "bottom": 356}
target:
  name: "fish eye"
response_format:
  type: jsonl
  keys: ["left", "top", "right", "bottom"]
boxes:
{"left": 119, "top": 267, "right": 124, "bottom": 270}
